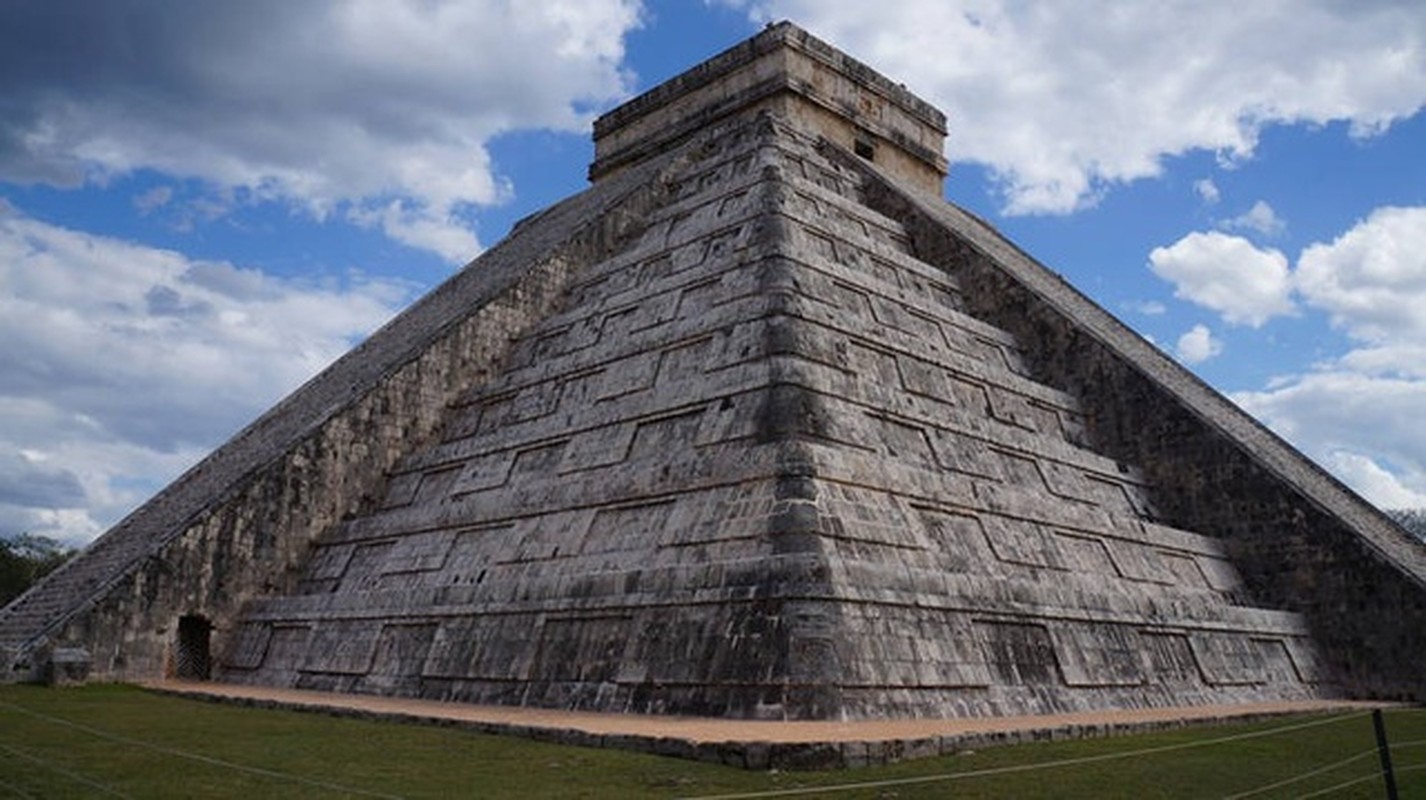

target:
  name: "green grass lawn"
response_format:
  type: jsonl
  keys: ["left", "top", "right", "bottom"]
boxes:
{"left": 1, "top": 684, "right": 1421, "bottom": 799}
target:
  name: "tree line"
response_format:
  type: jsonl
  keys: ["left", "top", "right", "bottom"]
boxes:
{"left": 1388, "top": 508, "right": 1426, "bottom": 543}
{"left": 1, "top": 534, "right": 75, "bottom": 606}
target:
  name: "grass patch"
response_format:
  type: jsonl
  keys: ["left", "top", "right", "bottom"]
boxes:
{"left": 0, "top": 684, "right": 1421, "bottom": 798}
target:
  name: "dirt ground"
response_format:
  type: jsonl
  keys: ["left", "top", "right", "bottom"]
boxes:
{"left": 145, "top": 681, "right": 1385, "bottom": 746}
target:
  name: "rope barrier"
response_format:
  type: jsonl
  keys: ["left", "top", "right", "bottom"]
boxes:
{"left": 1218, "top": 747, "right": 1377, "bottom": 799}
{"left": 1, "top": 701, "right": 406, "bottom": 800}
{"left": 1293, "top": 769, "right": 1385, "bottom": 799}
{"left": 0, "top": 740, "right": 132, "bottom": 799}
{"left": 677, "top": 711, "right": 1374, "bottom": 800}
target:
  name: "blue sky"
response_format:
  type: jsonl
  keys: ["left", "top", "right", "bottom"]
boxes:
{"left": 2, "top": 0, "right": 1424, "bottom": 544}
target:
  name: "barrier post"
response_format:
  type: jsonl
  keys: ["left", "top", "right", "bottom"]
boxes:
{"left": 1372, "top": 708, "right": 1398, "bottom": 800}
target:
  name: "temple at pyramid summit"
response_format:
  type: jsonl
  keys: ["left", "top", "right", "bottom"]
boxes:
{"left": 4, "top": 23, "right": 1424, "bottom": 723}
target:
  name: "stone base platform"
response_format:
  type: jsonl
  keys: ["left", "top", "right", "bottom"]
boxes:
{"left": 141, "top": 681, "right": 1387, "bottom": 770}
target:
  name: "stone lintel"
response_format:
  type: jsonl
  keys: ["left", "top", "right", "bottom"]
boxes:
{"left": 590, "top": 21, "right": 948, "bottom": 194}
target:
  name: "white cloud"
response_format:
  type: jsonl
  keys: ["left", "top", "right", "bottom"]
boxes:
{"left": 1296, "top": 206, "right": 1426, "bottom": 343}
{"left": 0, "top": 210, "right": 411, "bottom": 544}
{"left": 1175, "top": 324, "right": 1224, "bottom": 364}
{"left": 1148, "top": 231, "right": 1295, "bottom": 327}
{"left": 1234, "top": 370, "right": 1426, "bottom": 510}
{"left": 0, "top": 0, "right": 643, "bottom": 261}
{"left": 1324, "top": 452, "right": 1426, "bottom": 510}
{"left": 1126, "top": 300, "right": 1167, "bottom": 316}
{"left": 1152, "top": 207, "right": 1426, "bottom": 508}
{"left": 1194, "top": 179, "right": 1221, "bottom": 205}
{"left": 1221, "top": 200, "right": 1286, "bottom": 237}
{"left": 1219, "top": 205, "right": 1426, "bottom": 509}
{"left": 133, "top": 185, "right": 174, "bottom": 215}
{"left": 722, "top": 1, "right": 1426, "bottom": 213}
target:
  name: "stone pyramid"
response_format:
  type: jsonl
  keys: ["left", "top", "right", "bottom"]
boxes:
{"left": 4, "top": 23, "right": 1423, "bottom": 720}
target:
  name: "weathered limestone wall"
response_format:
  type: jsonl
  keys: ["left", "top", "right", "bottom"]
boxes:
{"left": 849, "top": 148, "right": 1426, "bottom": 701}
{"left": 2, "top": 152, "right": 676, "bottom": 682}
{"left": 218, "top": 116, "right": 1335, "bottom": 720}
{"left": 591, "top": 21, "right": 946, "bottom": 194}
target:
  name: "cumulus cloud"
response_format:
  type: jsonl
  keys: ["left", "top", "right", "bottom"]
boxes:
{"left": 722, "top": 0, "right": 1426, "bottom": 213}
{"left": 1221, "top": 200, "right": 1286, "bottom": 237}
{"left": 1148, "top": 231, "right": 1295, "bottom": 327}
{"left": 0, "top": 0, "right": 642, "bottom": 261}
{"left": 1126, "top": 300, "right": 1167, "bottom": 316}
{"left": 1175, "top": 324, "right": 1224, "bottom": 364}
{"left": 1296, "top": 206, "right": 1426, "bottom": 344}
{"left": 1211, "top": 204, "right": 1426, "bottom": 510}
{"left": 0, "top": 209, "right": 411, "bottom": 543}
{"left": 1234, "top": 371, "right": 1426, "bottom": 510}
{"left": 1194, "top": 179, "right": 1221, "bottom": 205}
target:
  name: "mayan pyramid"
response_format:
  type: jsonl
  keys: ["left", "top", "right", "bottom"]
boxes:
{"left": 3, "top": 23, "right": 1423, "bottom": 720}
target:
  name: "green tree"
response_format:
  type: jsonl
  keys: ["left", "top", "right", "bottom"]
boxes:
{"left": 0, "top": 534, "right": 75, "bottom": 606}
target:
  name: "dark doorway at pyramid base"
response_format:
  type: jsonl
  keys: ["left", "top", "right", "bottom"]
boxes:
{"left": 173, "top": 615, "right": 212, "bottom": 681}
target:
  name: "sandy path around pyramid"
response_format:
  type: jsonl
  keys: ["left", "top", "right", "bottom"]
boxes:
{"left": 144, "top": 681, "right": 1386, "bottom": 746}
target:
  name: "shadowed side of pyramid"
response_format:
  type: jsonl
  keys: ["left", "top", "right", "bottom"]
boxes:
{"left": 3, "top": 22, "right": 1421, "bottom": 721}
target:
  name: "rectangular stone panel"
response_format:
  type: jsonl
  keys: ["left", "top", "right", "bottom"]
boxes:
{"left": 425, "top": 616, "right": 535, "bottom": 680}
{"left": 628, "top": 410, "right": 706, "bottom": 460}
{"left": 671, "top": 277, "right": 722, "bottom": 318}
{"left": 694, "top": 392, "right": 760, "bottom": 445}
{"left": 982, "top": 515, "right": 1064, "bottom": 569}
{"left": 223, "top": 622, "right": 273, "bottom": 670}
{"left": 581, "top": 500, "right": 675, "bottom": 555}
{"left": 1105, "top": 540, "right": 1176, "bottom": 585}
{"left": 845, "top": 341, "right": 900, "bottom": 389}
{"left": 338, "top": 541, "right": 395, "bottom": 592}
{"left": 918, "top": 509, "right": 998, "bottom": 573}
{"left": 977, "top": 621, "right": 1061, "bottom": 686}
{"left": 380, "top": 472, "right": 423, "bottom": 509}
{"left": 381, "top": 531, "right": 455, "bottom": 575}
{"left": 1051, "top": 623, "right": 1146, "bottom": 687}
{"left": 560, "top": 423, "right": 636, "bottom": 473}
{"left": 509, "top": 440, "right": 568, "bottom": 478}
{"left": 303, "top": 545, "right": 354, "bottom": 581}
{"left": 411, "top": 466, "right": 463, "bottom": 503}
{"left": 1190, "top": 633, "right": 1267, "bottom": 686}
{"left": 450, "top": 452, "right": 513, "bottom": 495}
{"left": 1038, "top": 460, "right": 1104, "bottom": 505}
{"left": 360, "top": 623, "right": 439, "bottom": 694}
{"left": 896, "top": 355, "right": 954, "bottom": 402}
{"left": 926, "top": 430, "right": 1004, "bottom": 479}
{"left": 1196, "top": 555, "right": 1245, "bottom": 593}
{"left": 819, "top": 487, "right": 922, "bottom": 550}
{"left": 1053, "top": 533, "right": 1118, "bottom": 577}
{"left": 1160, "top": 552, "right": 1209, "bottom": 589}
{"left": 304, "top": 621, "right": 381, "bottom": 675}
{"left": 702, "top": 226, "right": 747, "bottom": 265}
{"left": 986, "top": 387, "right": 1040, "bottom": 432}
{"left": 261, "top": 625, "right": 313, "bottom": 673}
{"left": 597, "top": 351, "right": 660, "bottom": 400}
{"left": 1142, "top": 632, "right": 1200, "bottom": 682}
{"left": 500, "top": 515, "right": 582, "bottom": 565}
{"left": 529, "top": 615, "right": 634, "bottom": 683}
{"left": 1285, "top": 638, "right": 1324, "bottom": 683}
{"left": 875, "top": 416, "right": 935, "bottom": 467}
{"left": 637, "top": 254, "right": 674, "bottom": 285}
{"left": 442, "top": 524, "right": 513, "bottom": 584}
{"left": 1256, "top": 638, "right": 1299, "bottom": 684}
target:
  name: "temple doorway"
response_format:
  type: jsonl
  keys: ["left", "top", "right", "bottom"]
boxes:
{"left": 174, "top": 615, "right": 212, "bottom": 681}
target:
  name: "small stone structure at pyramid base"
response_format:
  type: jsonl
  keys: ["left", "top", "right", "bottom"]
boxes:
{"left": 3, "top": 23, "right": 1423, "bottom": 729}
